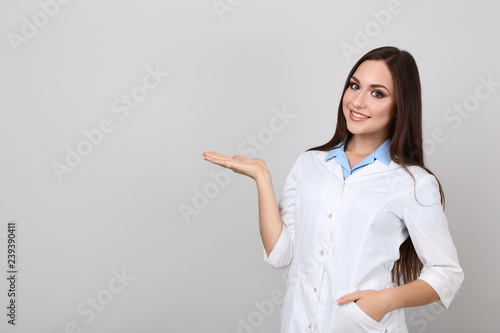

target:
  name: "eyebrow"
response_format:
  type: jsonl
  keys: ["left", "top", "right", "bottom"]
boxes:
{"left": 351, "top": 76, "right": 390, "bottom": 93}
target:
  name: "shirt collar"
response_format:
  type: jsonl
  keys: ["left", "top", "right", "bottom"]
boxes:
{"left": 323, "top": 138, "right": 392, "bottom": 166}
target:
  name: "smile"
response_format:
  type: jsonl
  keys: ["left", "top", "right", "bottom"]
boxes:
{"left": 349, "top": 109, "right": 370, "bottom": 122}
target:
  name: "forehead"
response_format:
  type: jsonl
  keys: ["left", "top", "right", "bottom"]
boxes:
{"left": 353, "top": 60, "right": 393, "bottom": 89}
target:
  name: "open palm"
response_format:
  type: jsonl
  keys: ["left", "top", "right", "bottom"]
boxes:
{"left": 202, "top": 151, "right": 268, "bottom": 180}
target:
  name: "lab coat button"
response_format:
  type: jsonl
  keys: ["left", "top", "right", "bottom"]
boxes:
{"left": 328, "top": 214, "right": 332, "bottom": 218}
{"left": 320, "top": 251, "right": 324, "bottom": 256}
{"left": 308, "top": 324, "right": 312, "bottom": 329}
{"left": 313, "top": 287, "right": 317, "bottom": 292}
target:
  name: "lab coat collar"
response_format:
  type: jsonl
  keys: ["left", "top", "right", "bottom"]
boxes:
{"left": 323, "top": 138, "right": 391, "bottom": 166}
{"left": 322, "top": 158, "right": 401, "bottom": 182}
{"left": 317, "top": 143, "right": 398, "bottom": 182}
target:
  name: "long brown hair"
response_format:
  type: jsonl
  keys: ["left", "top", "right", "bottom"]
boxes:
{"left": 307, "top": 46, "right": 445, "bottom": 285}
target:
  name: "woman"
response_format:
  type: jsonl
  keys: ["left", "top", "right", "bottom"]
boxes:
{"left": 202, "top": 46, "right": 464, "bottom": 332}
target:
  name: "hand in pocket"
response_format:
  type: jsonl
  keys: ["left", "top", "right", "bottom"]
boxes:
{"left": 354, "top": 297, "right": 385, "bottom": 322}
{"left": 336, "top": 289, "right": 392, "bottom": 322}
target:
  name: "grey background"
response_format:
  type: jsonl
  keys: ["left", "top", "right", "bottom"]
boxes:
{"left": 1, "top": 0, "right": 498, "bottom": 332}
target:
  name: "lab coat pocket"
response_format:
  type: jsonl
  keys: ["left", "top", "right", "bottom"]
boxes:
{"left": 328, "top": 301, "right": 389, "bottom": 333}
{"left": 328, "top": 302, "right": 393, "bottom": 333}
{"left": 351, "top": 301, "right": 387, "bottom": 329}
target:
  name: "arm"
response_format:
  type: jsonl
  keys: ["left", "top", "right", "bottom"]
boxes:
{"left": 383, "top": 279, "right": 440, "bottom": 310}
{"left": 202, "top": 151, "right": 296, "bottom": 267}
{"left": 400, "top": 174, "right": 464, "bottom": 309}
{"left": 336, "top": 279, "right": 440, "bottom": 322}
{"left": 254, "top": 169, "right": 283, "bottom": 257}
{"left": 338, "top": 174, "right": 464, "bottom": 320}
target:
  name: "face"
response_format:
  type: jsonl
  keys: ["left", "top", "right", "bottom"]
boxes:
{"left": 342, "top": 60, "right": 396, "bottom": 140}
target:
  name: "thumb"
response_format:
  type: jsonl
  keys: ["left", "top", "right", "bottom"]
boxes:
{"left": 232, "top": 155, "right": 245, "bottom": 160}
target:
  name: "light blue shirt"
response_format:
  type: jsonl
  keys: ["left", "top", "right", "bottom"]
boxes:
{"left": 323, "top": 138, "right": 392, "bottom": 180}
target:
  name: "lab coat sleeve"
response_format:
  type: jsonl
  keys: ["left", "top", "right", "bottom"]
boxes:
{"left": 262, "top": 153, "right": 301, "bottom": 269}
{"left": 402, "top": 173, "right": 464, "bottom": 309}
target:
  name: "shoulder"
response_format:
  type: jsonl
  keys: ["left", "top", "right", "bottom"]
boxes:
{"left": 284, "top": 150, "right": 331, "bottom": 176}
{"left": 403, "top": 165, "right": 442, "bottom": 206}
{"left": 406, "top": 165, "right": 435, "bottom": 181}
{"left": 297, "top": 149, "right": 329, "bottom": 164}
{"left": 405, "top": 165, "right": 439, "bottom": 186}
{"left": 382, "top": 164, "right": 442, "bottom": 204}
{"left": 383, "top": 162, "right": 433, "bottom": 183}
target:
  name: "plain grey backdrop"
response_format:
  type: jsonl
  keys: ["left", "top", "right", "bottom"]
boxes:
{"left": 1, "top": 0, "right": 499, "bottom": 332}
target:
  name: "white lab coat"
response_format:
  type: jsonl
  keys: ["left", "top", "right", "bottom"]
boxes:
{"left": 263, "top": 150, "right": 464, "bottom": 332}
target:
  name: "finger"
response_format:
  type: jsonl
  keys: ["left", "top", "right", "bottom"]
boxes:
{"left": 203, "top": 152, "right": 236, "bottom": 169}
{"left": 203, "top": 151, "right": 228, "bottom": 159}
{"left": 336, "top": 291, "right": 361, "bottom": 305}
{"left": 204, "top": 154, "right": 231, "bottom": 165}
{"left": 203, "top": 151, "right": 229, "bottom": 162}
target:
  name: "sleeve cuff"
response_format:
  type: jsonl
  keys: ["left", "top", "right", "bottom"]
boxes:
{"left": 418, "top": 267, "right": 464, "bottom": 309}
{"left": 262, "top": 225, "right": 292, "bottom": 269}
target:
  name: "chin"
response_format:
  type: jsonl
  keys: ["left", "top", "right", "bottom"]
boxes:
{"left": 345, "top": 126, "right": 364, "bottom": 135}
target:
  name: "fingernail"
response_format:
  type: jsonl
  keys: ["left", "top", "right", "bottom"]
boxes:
{"left": 336, "top": 298, "right": 342, "bottom": 304}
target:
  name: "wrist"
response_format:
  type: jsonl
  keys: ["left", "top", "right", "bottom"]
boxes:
{"left": 254, "top": 166, "right": 271, "bottom": 183}
{"left": 379, "top": 287, "right": 400, "bottom": 312}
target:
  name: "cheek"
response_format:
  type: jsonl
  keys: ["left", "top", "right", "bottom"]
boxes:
{"left": 373, "top": 103, "right": 394, "bottom": 120}
{"left": 342, "top": 90, "right": 354, "bottom": 103}
{"left": 342, "top": 90, "right": 355, "bottom": 110}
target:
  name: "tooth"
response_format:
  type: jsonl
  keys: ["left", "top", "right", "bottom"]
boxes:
{"left": 353, "top": 111, "right": 367, "bottom": 118}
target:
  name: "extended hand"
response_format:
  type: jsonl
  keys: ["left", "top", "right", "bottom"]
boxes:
{"left": 336, "top": 289, "right": 392, "bottom": 322}
{"left": 202, "top": 151, "right": 268, "bottom": 180}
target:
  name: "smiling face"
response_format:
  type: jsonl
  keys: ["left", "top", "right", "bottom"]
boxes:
{"left": 342, "top": 60, "right": 396, "bottom": 141}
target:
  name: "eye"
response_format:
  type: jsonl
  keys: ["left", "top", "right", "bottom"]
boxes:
{"left": 372, "top": 91, "right": 384, "bottom": 98}
{"left": 349, "top": 81, "right": 359, "bottom": 90}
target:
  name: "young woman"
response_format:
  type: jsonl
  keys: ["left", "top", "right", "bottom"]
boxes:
{"left": 202, "top": 46, "right": 464, "bottom": 332}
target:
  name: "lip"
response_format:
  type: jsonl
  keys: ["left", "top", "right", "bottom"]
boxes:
{"left": 349, "top": 109, "right": 370, "bottom": 122}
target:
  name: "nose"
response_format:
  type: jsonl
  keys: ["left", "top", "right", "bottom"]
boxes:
{"left": 352, "top": 90, "right": 366, "bottom": 109}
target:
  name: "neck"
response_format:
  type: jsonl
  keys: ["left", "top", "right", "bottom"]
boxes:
{"left": 345, "top": 133, "right": 388, "bottom": 156}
